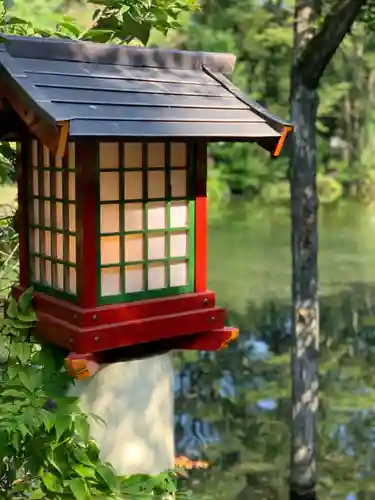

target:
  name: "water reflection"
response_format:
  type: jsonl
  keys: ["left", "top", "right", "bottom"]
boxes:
{"left": 174, "top": 201, "right": 375, "bottom": 499}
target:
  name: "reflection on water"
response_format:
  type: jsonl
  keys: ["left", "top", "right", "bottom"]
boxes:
{"left": 175, "top": 201, "right": 375, "bottom": 499}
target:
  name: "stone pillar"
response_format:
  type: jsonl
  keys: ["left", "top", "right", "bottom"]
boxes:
{"left": 68, "top": 352, "right": 175, "bottom": 475}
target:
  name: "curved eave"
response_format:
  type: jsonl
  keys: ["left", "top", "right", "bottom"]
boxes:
{"left": 202, "top": 65, "right": 294, "bottom": 156}
{"left": 0, "top": 49, "right": 69, "bottom": 157}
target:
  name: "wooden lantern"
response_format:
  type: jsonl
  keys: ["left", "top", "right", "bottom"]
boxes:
{"left": 0, "top": 34, "right": 292, "bottom": 358}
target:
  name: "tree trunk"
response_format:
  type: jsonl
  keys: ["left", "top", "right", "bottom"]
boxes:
{"left": 289, "top": 0, "right": 367, "bottom": 496}
{"left": 289, "top": 71, "right": 319, "bottom": 500}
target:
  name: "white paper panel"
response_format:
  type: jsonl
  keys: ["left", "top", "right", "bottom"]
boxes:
{"left": 69, "top": 267, "right": 77, "bottom": 293}
{"left": 125, "top": 203, "right": 143, "bottom": 231}
{"left": 170, "top": 143, "right": 187, "bottom": 168}
{"left": 99, "top": 142, "right": 119, "bottom": 170}
{"left": 69, "top": 236, "right": 76, "bottom": 263}
{"left": 125, "top": 234, "right": 143, "bottom": 262}
{"left": 43, "top": 230, "right": 52, "bottom": 256}
{"left": 44, "top": 201, "right": 51, "bottom": 226}
{"left": 148, "top": 233, "right": 166, "bottom": 260}
{"left": 101, "top": 236, "right": 120, "bottom": 264}
{"left": 101, "top": 204, "right": 120, "bottom": 233}
{"left": 101, "top": 267, "right": 121, "bottom": 296}
{"left": 56, "top": 263, "right": 64, "bottom": 289}
{"left": 69, "top": 204, "right": 76, "bottom": 232}
{"left": 56, "top": 203, "right": 63, "bottom": 230}
{"left": 148, "top": 171, "right": 165, "bottom": 199}
{"left": 43, "top": 145, "right": 50, "bottom": 168}
{"left": 100, "top": 171, "right": 120, "bottom": 201}
{"left": 43, "top": 170, "right": 50, "bottom": 197}
{"left": 124, "top": 171, "right": 143, "bottom": 200}
{"left": 170, "top": 232, "right": 188, "bottom": 258}
{"left": 124, "top": 142, "right": 142, "bottom": 168}
{"left": 31, "top": 140, "right": 38, "bottom": 167}
{"left": 148, "top": 143, "right": 165, "bottom": 168}
{"left": 170, "top": 261, "right": 188, "bottom": 287}
{"left": 68, "top": 172, "right": 75, "bottom": 200}
{"left": 148, "top": 263, "right": 166, "bottom": 290}
{"left": 55, "top": 154, "right": 62, "bottom": 169}
{"left": 148, "top": 202, "right": 166, "bottom": 230}
{"left": 171, "top": 170, "right": 187, "bottom": 198}
{"left": 32, "top": 199, "right": 39, "bottom": 224}
{"left": 32, "top": 169, "right": 38, "bottom": 196}
{"left": 68, "top": 142, "right": 76, "bottom": 170}
{"left": 30, "top": 228, "right": 38, "bottom": 253}
{"left": 125, "top": 265, "right": 144, "bottom": 293}
{"left": 56, "top": 233, "right": 64, "bottom": 260}
{"left": 45, "top": 260, "right": 52, "bottom": 285}
{"left": 55, "top": 171, "right": 63, "bottom": 199}
{"left": 170, "top": 201, "right": 188, "bottom": 228}
{"left": 32, "top": 257, "right": 40, "bottom": 282}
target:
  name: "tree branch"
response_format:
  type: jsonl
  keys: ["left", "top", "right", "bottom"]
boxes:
{"left": 297, "top": 0, "right": 368, "bottom": 89}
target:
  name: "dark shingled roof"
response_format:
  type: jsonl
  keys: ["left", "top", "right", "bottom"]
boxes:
{"left": 0, "top": 34, "right": 293, "bottom": 155}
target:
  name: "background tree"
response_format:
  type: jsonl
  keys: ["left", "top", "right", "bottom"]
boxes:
{"left": 289, "top": 0, "right": 370, "bottom": 498}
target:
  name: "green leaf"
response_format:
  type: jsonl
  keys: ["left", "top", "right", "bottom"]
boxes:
{"left": 87, "top": 440, "right": 100, "bottom": 463}
{"left": 75, "top": 414, "right": 90, "bottom": 442}
{"left": 54, "top": 414, "right": 72, "bottom": 441}
{"left": 11, "top": 342, "right": 32, "bottom": 363}
{"left": 6, "top": 16, "right": 30, "bottom": 25}
{"left": 73, "top": 446, "right": 93, "bottom": 466}
{"left": 17, "top": 311, "right": 37, "bottom": 323}
{"left": 96, "top": 463, "right": 118, "bottom": 489}
{"left": 59, "top": 21, "right": 81, "bottom": 38}
{"left": 30, "top": 490, "right": 44, "bottom": 499}
{"left": 11, "top": 431, "right": 19, "bottom": 451}
{"left": 73, "top": 463, "right": 97, "bottom": 478}
{"left": 17, "top": 422, "right": 30, "bottom": 438}
{"left": 41, "top": 471, "right": 63, "bottom": 493}
{"left": 8, "top": 365, "right": 19, "bottom": 379}
{"left": 81, "top": 28, "right": 114, "bottom": 42}
{"left": 42, "top": 411, "right": 54, "bottom": 432}
{"left": 1, "top": 389, "right": 28, "bottom": 399}
{"left": 19, "top": 371, "right": 35, "bottom": 392}
{"left": 119, "top": 12, "right": 151, "bottom": 45}
{"left": 6, "top": 298, "right": 18, "bottom": 319}
{"left": 19, "top": 287, "right": 34, "bottom": 312}
{"left": 47, "top": 453, "right": 64, "bottom": 476}
{"left": 66, "top": 477, "right": 91, "bottom": 500}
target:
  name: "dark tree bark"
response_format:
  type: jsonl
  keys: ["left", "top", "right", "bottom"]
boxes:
{"left": 289, "top": 0, "right": 368, "bottom": 498}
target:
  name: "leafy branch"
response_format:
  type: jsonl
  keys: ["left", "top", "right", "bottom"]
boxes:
{"left": 0, "top": 289, "right": 183, "bottom": 498}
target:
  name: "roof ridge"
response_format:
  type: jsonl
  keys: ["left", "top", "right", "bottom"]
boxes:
{"left": 0, "top": 34, "right": 236, "bottom": 75}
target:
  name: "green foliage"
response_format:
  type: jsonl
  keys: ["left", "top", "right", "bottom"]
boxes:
{"left": 0, "top": 0, "right": 198, "bottom": 45}
{"left": 0, "top": 288, "right": 181, "bottom": 498}
{"left": 0, "top": 191, "right": 18, "bottom": 298}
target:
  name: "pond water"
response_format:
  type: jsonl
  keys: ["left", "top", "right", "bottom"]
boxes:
{"left": 175, "top": 200, "right": 375, "bottom": 500}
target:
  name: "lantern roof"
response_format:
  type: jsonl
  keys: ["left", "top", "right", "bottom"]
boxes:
{"left": 0, "top": 34, "right": 293, "bottom": 156}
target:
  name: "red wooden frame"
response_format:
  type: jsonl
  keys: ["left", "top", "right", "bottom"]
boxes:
{"left": 194, "top": 142, "right": 207, "bottom": 292}
{"left": 75, "top": 139, "right": 97, "bottom": 308}
{"left": 12, "top": 139, "right": 239, "bottom": 356}
{"left": 12, "top": 285, "right": 236, "bottom": 353}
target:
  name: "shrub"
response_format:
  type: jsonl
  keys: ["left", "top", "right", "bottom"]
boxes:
{"left": 0, "top": 288, "right": 181, "bottom": 499}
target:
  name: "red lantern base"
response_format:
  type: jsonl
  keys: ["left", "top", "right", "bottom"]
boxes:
{"left": 12, "top": 286, "right": 239, "bottom": 356}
